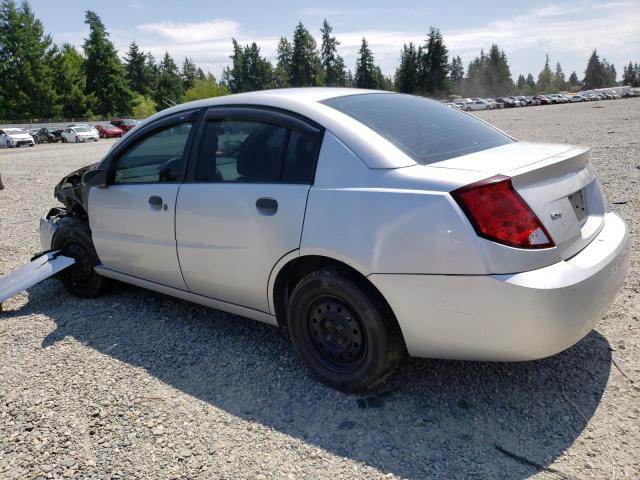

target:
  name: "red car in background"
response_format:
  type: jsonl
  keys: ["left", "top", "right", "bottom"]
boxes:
{"left": 96, "top": 124, "right": 124, "bottom": 138}
{"left": 533, "top": 95, "right": 552, "bottom": 105}
{"left": 110, "top": 118, "right": 139, "bottom": 133}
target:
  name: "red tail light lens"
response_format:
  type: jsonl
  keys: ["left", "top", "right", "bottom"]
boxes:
{"left": 452, "top": 175, "right": 554, "bottom": 249}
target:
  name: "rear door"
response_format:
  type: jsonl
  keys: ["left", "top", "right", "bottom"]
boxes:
{"left": 176, "top": 107, "right": 322, "bottom": 312}
{"left": 89, "top": 111, "right": 198, "bottom": 289}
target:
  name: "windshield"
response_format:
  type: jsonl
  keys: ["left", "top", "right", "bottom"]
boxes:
{"left": 322, "top": 93, "right": 513, "bottom": 164}
{"left": 5, "top": 128, "right": 25, "bottom": 134}
{"left": 74, "top": 127, "right": 89, "bottom": 133}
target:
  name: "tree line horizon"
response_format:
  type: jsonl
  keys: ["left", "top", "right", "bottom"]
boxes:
{"left": 1, "top": 0, "right": 638, "bottom": 121}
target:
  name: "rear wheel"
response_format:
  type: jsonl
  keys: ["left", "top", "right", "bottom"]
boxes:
{"left": 52, "top": 218, "right": 109, "bottom": 298}
{"left": 288, "top": 269, "right": 403, "bottom": 392}
{"left": 75, "top": 136, "right": 79, "bottom": 143}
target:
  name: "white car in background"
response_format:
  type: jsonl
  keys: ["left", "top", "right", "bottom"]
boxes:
{"left": 460, "top": 98, "right": 492, "bottom": 111}
{"left": 0, "top": 128, "right": 35, "bottom": 147}
{"left": 40, "top": 88, "right": 629, "bottom": 391}
{"left": 61, "top": 126, "right": 99, "bottom": 143}
{"left": 569, "top": 95, "right": 587, "bottom": 102}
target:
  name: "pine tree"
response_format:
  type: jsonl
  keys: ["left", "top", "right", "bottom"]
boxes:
{"left": 395, "top": 43, "right": 419, "bottom": 93}
{"left": 601, "top": 58, "right": 616, "bottom": 85}
{"left": 83, "top": 10, "right": 133, "bottom": 116}
{"left": 517, "top": 74, "right": 526, "bottom": 90}
{"left": 354, "top": 38, "right": 378, "bottom": 89}
{"left": 568, "top": 71, "right": 580, "bottom": 88}
{"left": 154, "top": 51, "right": 184, "bottom": 109}
{"left": 526, "top": 73, "right": 536, "bottom": 89}
{"left": 222, "top": 39, "right": 246, "bottom": 93}
{"left": 583, "top": 50, "right": 606, "bottom": 89}
{"left": 290, "top": 22, "right": 323, "bottom": 86}
{"left": 537, "top": 54, "right": 553, "bottom": 92}
{"left": 449, "top": 55, "right": 464, "bottom": 94}
{"left": 553, "top": 62, "right": 566, "bottom": 90}
{"left": 124, "top": 42, "right": 151, "bottom": 96}
{"left": 418, "top": 27, "right": 450, "bottom": 96}
{"left": 51, "top": 44, "right": 87, "bottom": 118}
{"left": 482, "top": 45, "right": 513, "bottom": 97}
{"left": 320, "top": 19, "right": 346, "bottom": 86}
{"left": 274, "top": 37, "right": 292, "bottom": 88}
{"left": 0, "top": 0, "right": 57, "bottom": 119}
{"left": 222, "top": 40, "right": 272, "bottom": 93}
{"left": 182, "top": 57, "right": 198, "bottom": 90}
{"left": 243, "top": 42, "right": 273, "bottom": 91}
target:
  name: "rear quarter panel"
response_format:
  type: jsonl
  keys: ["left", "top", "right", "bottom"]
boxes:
{"left": 300, "top": 132, "right": 488, "bottom": 275}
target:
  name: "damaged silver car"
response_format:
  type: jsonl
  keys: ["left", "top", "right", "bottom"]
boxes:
{"left": 36, "top": 88, "right": 629, "bottom": 391}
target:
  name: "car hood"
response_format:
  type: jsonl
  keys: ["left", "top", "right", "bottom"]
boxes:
{"left": 7, "top": 133, "right": 32, "bottom": 139}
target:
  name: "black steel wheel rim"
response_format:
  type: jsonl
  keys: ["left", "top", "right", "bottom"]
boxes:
{"left": 64, "top": 243, "right": 93, "bottom": 284}
{"left": 305, "top": 296, "right": 367, "bottom": 373}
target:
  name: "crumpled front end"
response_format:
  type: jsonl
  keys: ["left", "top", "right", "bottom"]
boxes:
{"left": 54, "top": 163, "right": 99, "bottom": 217}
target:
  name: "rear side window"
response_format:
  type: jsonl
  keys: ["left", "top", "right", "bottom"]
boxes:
{"left": 194, "top": 118, "right": 319, "bottom": 184}
{"left": 322, "top": 93, "right": 513, "bottom": 164}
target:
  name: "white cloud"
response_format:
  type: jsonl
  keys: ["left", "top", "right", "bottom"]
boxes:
{"left": 137, "top": 19, "right": 240, "bottom": 43}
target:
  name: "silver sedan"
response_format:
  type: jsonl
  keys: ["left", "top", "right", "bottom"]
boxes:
{"left": 40, "top": 88, "right": 629, "bottom": 391}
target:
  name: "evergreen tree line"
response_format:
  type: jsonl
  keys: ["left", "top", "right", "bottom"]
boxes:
{"left": 0, "top": 0, "right": 227, "bottom": 121}
{"left": 1, "top": 0, "right": 637, "bottom": 121}
{"left": 222, "top": 20, "right": 393, "bottom": 93}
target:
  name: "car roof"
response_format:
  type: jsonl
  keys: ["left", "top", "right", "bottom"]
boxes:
{"left": 136, "top": 88, "right": 416, "bottom": 169}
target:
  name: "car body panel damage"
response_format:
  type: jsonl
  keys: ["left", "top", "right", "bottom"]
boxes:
{"left": 0, "top": 251, "right": 75, "bottom": 308}
{"left": 54, "top": 163, "right": 99, "bottom": 216}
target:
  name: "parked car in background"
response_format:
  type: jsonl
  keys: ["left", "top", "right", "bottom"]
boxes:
{"left": 96, "top": 124, "right": 125, "bottom": 138}
{"left": 34, "top": 127, "right": 63, "bottom": 143}
{"left": 546, "top": 94, "right": 566, "bottom": 104}
{"left": 514, "top": 95, "right": 529, "bottom": 106}
{"left": 496, "top": 97, "right": 517, "bottom": 108}
{"left": 461, "top": 98, "right": 492, "bottom": 111}
{"left": 569, "top": 95, "right": 587, "bottom": 103}
{"left": 110, "top": 118, "right": 139, "bottom": 133}
{"left": 0, "top": 128, "right": 35, "bottom": 147}
{"left": 41, "top": 88, "right": 629, "bottom": 391}
{"left": 534, "top": 95, "right": 552, "bottom": 105}
{"left": 61, "top": 126, "right": 99, "bottom": 143}
{"left": 483, "top": 98, "right": 499, "bottom": 109}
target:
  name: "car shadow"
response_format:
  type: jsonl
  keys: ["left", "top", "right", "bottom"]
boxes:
{"left": 3, "top": 280, "right": 612, "bottom": 479}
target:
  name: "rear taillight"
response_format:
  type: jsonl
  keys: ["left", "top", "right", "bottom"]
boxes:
{"left": 452, "top": 175, "right": 554, "bottom": 249}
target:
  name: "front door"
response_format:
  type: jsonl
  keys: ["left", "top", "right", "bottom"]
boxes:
{"left": 89, "top": 119, "right": 195, "bottom": 290}
{"left": 176, "top": 109, "right": 322, "bottom": 312}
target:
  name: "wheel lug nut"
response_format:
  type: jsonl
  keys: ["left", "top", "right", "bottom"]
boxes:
{"left": 324, "top": 322, "right": 331, "bottom": 328}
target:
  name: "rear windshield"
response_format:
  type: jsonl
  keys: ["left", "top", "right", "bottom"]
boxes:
{"left": 322, "top": 93, "right": 513, "bottom": 164}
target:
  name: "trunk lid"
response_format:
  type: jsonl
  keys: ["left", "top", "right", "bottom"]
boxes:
{"left": 431, "top": 141, "right": 607, "bottom": 271}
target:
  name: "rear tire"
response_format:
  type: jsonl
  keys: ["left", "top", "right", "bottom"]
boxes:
{"left": 287, "top": 269, "right": 403, "bottom": 392}
{"left": 52, "top": 218, "right": 109, "bottom": 298}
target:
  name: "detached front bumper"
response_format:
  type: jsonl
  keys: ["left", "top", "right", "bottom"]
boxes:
{"left": 370, "top": 212, "right": 629, "bottom": 361}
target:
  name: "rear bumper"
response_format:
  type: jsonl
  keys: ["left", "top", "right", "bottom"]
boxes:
{"left": 370, "top": 212, "right": 629, "bottom": 361}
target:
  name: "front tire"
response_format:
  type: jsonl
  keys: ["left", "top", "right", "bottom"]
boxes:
{"left": 52, "top": 218, "right": 109, "bottom": 298}
{"left": 75, "top": 136, "right": 79, "bottom": 143}
{"left": 288, "top": 269, "right": 403, "bottom": 392}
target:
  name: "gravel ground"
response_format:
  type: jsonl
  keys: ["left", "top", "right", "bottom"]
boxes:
{"left": 0, "top": 99, "right": 638, "bottom": 480}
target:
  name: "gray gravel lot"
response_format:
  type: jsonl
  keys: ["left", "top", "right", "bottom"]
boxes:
{"left": 0, "top": 99, "right": 638, "bottom": 479}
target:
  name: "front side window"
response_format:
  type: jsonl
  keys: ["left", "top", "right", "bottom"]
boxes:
{"left": 323, "top": 93, "right": 513, "bottom": 164}
{"left": 112, "top": 122, "right": 192, "bottom": 184}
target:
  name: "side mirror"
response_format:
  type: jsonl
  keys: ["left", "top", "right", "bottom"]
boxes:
{"left": 82, "top": 169, "right": 108, "bottom": 189}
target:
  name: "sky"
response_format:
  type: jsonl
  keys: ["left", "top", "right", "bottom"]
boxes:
{"left": 29, "top": 0, "right": 640, "bottom": 81}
